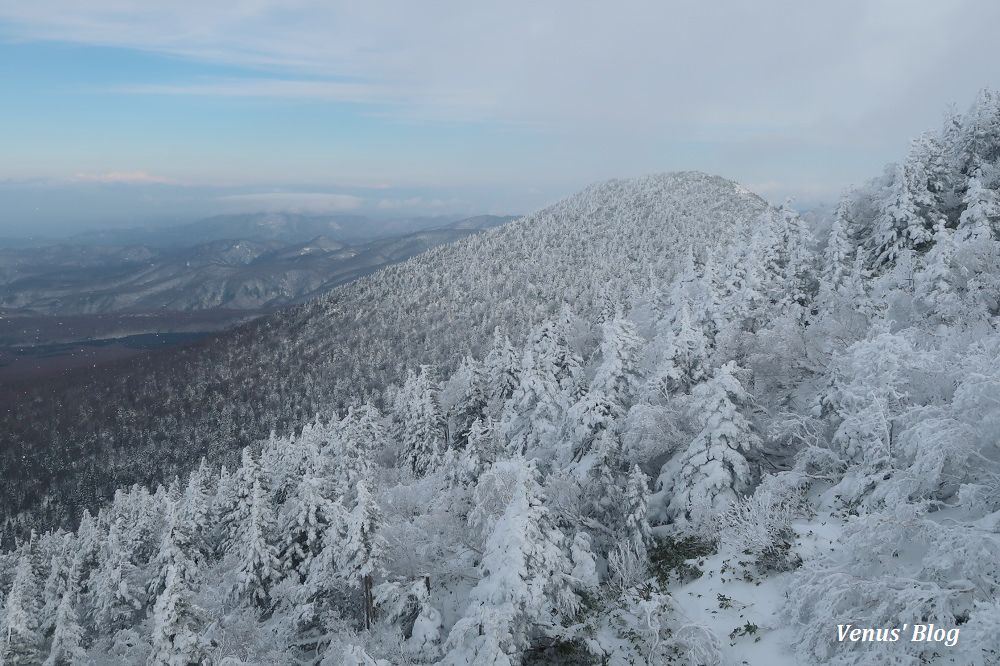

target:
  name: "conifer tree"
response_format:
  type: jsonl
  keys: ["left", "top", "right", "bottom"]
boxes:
{"left": 443, "top": 458, "right": 577, "bottom": 663}
{"left": 148, "top": 563, "right": 202, "bottom": 666}
{"left": 88, "top": 488, "right": 157, "bottom": 631}
{"left": 220, "top": 447, "right": 266, "bottom": 550}
{"left": 867, "top": 160, "right": 938, "bottom": 267}
{"left": 1, "top": 550, "right": 42, "bottom": 665}
{"left": 443, "top": 417, "right": 498, "bottom": 487}
{"left": 88, "top": 527, "right": 140, "bottom": 633}
{"left": 148, "top": 499, "right": 198, "bottom": 601}
{"left": 821, "top": 199, "right": 856, "bottom": 294}
{"left": 395, "top": 366, "right": 447, "bottom": 475}
{"left": 484, "top": 329, "right": 520, "bottom": 416}
{"left": 659, "top": 362, "right": 760, "bottom": 525}
{"left": 951, "top": 87, "right": 1000, "bottom": 179}
{"left": 39, "top": 533, "right": 73, "bottom": 638}
{"left": 566, "top": 390, "right": 622, "bottom": 463}
{"left": 621, "top": 465, "right": 653, "bottom": 559}
{"left": 500, "top": 347, "right": 565, "bottom": 457}
{"left": 70, "top": 510, "right": 102, "bottom": 588}
{"left": 334, "top": 403, "right": 387, "bottom": 492}
{"left": 648, "top": 301, "right": 710, "bottom": 396}
{"left": 448, "top": 356, "right": 489, "bottom": 451}
{"left": 232, "top": 478, "right": 282, "bottom": 610}
{"left": 914, "top": 223, "right": 963, "bottom": 324}
{"left": 178, "top": 459, "right": 215, "bottom": 565}
{"left": 774, "top": 199, "right": 817, "bottom": 313}
{"left": 583, "top": 429, "right": 627, "bottom": 553}
{"left": 569, "top": 532, "right": 599, "bottom": 589}
{"left": 43, "top": 589, "right": 86, "bottom": 666}
{"left": 591, "top": 318, "right": 644, "bottom": 406}
{"left": 337, "top": 477, "right": 385, "bottom": 630}
{"left": 279, "top": 471, "right": 337, "bottom": 584}
{"left": 958, "top": 177, "right": 1000, "bottom": 240}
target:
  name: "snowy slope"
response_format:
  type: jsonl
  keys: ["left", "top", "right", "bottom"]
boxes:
{"left": 0, "top": 173, "right": 769, "bottom": 541}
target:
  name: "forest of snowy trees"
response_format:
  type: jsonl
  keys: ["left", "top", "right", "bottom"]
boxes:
{"left": 0, "top": 171, "right": 766, "bottom": 541}
{"left": 3, "top": 90, "right": 1000, "bottom": 664}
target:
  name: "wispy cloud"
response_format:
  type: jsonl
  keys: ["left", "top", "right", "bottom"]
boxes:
{"left": 7, "top": 1, "right": 988, "bottom": 136}
{"left": 216, "top": 193, "right": 364, "bottom": 213}
{"left": 119, "top": 79, "right": 389, "bottom": 103}
{"left": 72, "top": 171, "right": 174, "bottom": 184}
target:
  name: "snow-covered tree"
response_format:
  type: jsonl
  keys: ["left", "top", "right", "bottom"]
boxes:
{"left": 43, "top": 589, "right": 86, "bottom": 666}
{"left": 219, "top": 447, "right": 268, "bottom": 550}
{"left": 148, "top": 499, "right": 198, "bottom": 601}
{"left": 913, "top": 222, "right": 963, "bottom": 324}
{"left": 148, "top": 562, "right": 202, "bottom": 666}
{"left": 443, "top": 417, "right": 499, "bottom": 487}
{"left": 591, "top": 318, "right": 644, "bottom": 405}
{"left": 647, "top": 300, "right": 711, "bottom": 397}
{"left": 447, "top": 356, "right": 489, "bottom": 451}
{"left": 958, "top": 176, "right": 1000, "bottom": 240}
{"left": 1, "top": 550, "right": 42, "bottom": 665}
{"left": 658, "top": 361, "right": 759, "bottom": 525}
{"left": 822, "top": 199, "right": 856, "bottom": 291}
{"left": 394, "top": 365, "right": 448, "bottom": 475}
{"left": 500, "top": 347, "right": 565, "bottom": 457}
{"left": 483, "top": 329, "right": 520, "bottom": 416}
{"left": 39, "top": 532, "right": 73, "bottom": 638}
{"left": 569, "top": 532, "right": 599, "bottom": 590}
{"left": 621, "top": 464, "right": 652, "bottom": 559}
{"left": 866, "top": 159, "right": 938, "bottom": 267}
{"left": 338, "top": 476, "right": 385, "bottom": 629}
{"left": 566, "top": 390, "right": 622, "bottom": 464}
{"left": 773, "top": 198, "right": 817, "bottom": 313}
{"left": 278, "top": 469, "right": 337, "bottom": 585}
{"left": 177, "top": 459, "right": 214, "bottom": 565}
{"left": 443, "top": 458, "right": 577, "bottom": 663}
{"left": 232, "top": 479, "right": 282, "bottom": 610}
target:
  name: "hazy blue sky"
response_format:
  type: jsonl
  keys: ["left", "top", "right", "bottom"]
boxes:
{"left": 1, "top": 1, "right": 998, "bottom": 235}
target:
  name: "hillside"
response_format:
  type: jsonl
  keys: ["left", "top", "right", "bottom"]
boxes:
{"left": 0, "top": 217, "right": 515, "bottom": 317}
{"left": 0, "top": 172, "right": 766, "bottom": 539}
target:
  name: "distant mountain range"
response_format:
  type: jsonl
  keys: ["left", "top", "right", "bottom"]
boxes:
{"left": 0, "top": 212, "right": 487, "bottom": 249}
{"left": 0, "top": 215, "right": 515, "bottom": 316}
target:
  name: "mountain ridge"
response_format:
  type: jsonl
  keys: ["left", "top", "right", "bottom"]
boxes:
{"left": 0, "top": 171, "right": 768, "bottom": 538}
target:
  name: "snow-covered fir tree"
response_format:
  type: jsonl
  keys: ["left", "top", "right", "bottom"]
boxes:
{"left": 657, "top": 361, "right": 760, "bottom": 525}
{"left": 1, "top": 550, "right": 42, "bottom": 664}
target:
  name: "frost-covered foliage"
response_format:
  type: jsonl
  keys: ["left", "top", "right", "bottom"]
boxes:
{"left": 4, "top": 91, "right": 1000, "bottom": 664}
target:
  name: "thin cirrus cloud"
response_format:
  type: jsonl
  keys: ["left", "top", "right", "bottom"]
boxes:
{"left": 4, "top": 0, "right": 992, "bottom": 133}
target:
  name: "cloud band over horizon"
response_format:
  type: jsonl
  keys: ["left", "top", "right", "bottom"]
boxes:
{"left": 0, "top": 0, "right": 998, "bottom": 233}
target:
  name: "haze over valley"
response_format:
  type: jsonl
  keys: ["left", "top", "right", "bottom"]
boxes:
{"left": 0, "top": 213, "right": 514, "bottom": 383}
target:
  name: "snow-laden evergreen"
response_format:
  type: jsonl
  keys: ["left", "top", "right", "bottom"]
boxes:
{"left": 4, "top": 91, "right": 1000, "bottom": 664}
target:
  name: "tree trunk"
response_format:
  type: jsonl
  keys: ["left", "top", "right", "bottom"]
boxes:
{"left": 363, "top": 574, "right": 375, "bottom": 630}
